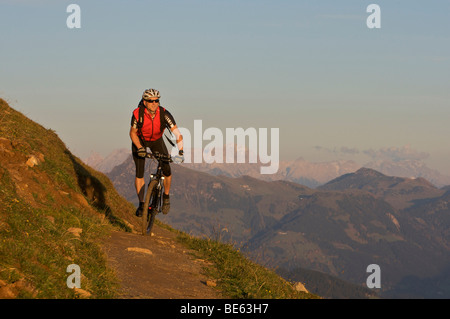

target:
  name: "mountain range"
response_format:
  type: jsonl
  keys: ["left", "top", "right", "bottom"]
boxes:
{"left": 107, "top": 155, "right": 450, "bottom": 298}
{"left": 87, "top": 147, "right": 450, "bottom": 188}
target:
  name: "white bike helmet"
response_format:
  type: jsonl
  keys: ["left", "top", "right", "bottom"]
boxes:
{"left": 142, "top": 89, "right": 161, "bottom": 100}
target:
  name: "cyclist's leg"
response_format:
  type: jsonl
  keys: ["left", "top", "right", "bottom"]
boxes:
{"left": 132, "top": 143, "right": 146, "bottom": 215}
{"left": 149, "top": 138, "right": 171, "bottom": 214}
{"left": 149, "top": 137, "right": 172, "bottom": 194}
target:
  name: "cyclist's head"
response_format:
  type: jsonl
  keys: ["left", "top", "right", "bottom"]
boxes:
{"left": 142, "top": 89, "right": 160, "bottom": 101}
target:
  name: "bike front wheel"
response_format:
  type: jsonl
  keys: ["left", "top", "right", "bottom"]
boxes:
{"left": 142, "top": 179, "right": 159, "bottom": 236}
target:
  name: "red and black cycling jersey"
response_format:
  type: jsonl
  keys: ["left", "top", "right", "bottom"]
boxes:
{"left": 131, "top": 106, "right": 176, "bottom": 142}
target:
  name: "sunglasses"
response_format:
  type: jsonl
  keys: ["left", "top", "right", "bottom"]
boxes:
{"left": 145, "top": 99, "right": 159, "bottom": 103}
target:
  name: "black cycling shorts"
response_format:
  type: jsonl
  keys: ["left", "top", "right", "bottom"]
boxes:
{"left": 132, "top": 137, "right": 171, "bottom": 178}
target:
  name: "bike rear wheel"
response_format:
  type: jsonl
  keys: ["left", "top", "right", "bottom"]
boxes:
{"left": 142, "top": 179, "right": 159, "bottom": 236}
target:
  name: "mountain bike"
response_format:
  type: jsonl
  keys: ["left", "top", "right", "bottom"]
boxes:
{"left": 141, "top": 150, "right": 182, "bottom": 236}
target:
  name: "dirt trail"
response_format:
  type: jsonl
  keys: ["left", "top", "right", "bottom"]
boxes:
{"left": 102, "top": 224, "right": 222, "bottom": 299}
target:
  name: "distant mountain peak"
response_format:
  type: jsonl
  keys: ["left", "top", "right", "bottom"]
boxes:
{"left": 355, "top": 167, "right": 386, "bottom": 177}
{"left": 84, "top": 148, "right": 130, "bottom": 173}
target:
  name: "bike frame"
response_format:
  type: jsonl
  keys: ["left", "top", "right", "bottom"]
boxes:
{"left": 141, "top": 151, "right": 174, "bottom": 235}
{"left": 147, "top": 153, "right": 166, "bottom": 213}
{"left": 141, "top": 149, "right": 182, "bottom": 235}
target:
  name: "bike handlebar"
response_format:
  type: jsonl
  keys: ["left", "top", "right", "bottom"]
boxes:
{"left": 145, "top": 151, "right": 172, "bottom": 162}
{"left": 145, "top": 151, "right": 184, "bottom": 164}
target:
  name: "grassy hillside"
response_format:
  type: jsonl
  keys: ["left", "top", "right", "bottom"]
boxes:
{"left": 0, "top": 98, "right": 318, "bottom": 299}
{"left": 175, "top": 228, "right": 319, "bottom": 299}
{"left": 0, "top": 98, "right": 141, "bottom": 297}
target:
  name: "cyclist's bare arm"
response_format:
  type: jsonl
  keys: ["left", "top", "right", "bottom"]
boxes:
{"left": 170, "top": 125, "right": 183, "bottom": 152}
{"left": 129, "top": 126, "right": 143, "bottom": 149}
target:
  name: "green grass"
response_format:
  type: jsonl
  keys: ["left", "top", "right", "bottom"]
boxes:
{"left": 176, "top": 230, "right": 319, "bottom": 299}
{"left": 0, "top": 99, "right": 128, "bottom": 298}
{"left": 0, "top": 169, "right": 119, "bottom": 298}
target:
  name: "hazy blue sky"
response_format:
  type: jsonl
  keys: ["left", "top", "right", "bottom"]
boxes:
{"left": 1, "top": 1, "right": 449, "bottom": 174}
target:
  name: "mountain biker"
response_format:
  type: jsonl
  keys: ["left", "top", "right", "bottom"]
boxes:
{"left": 129, "top": 88, "right": 184, "bottom": 216}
